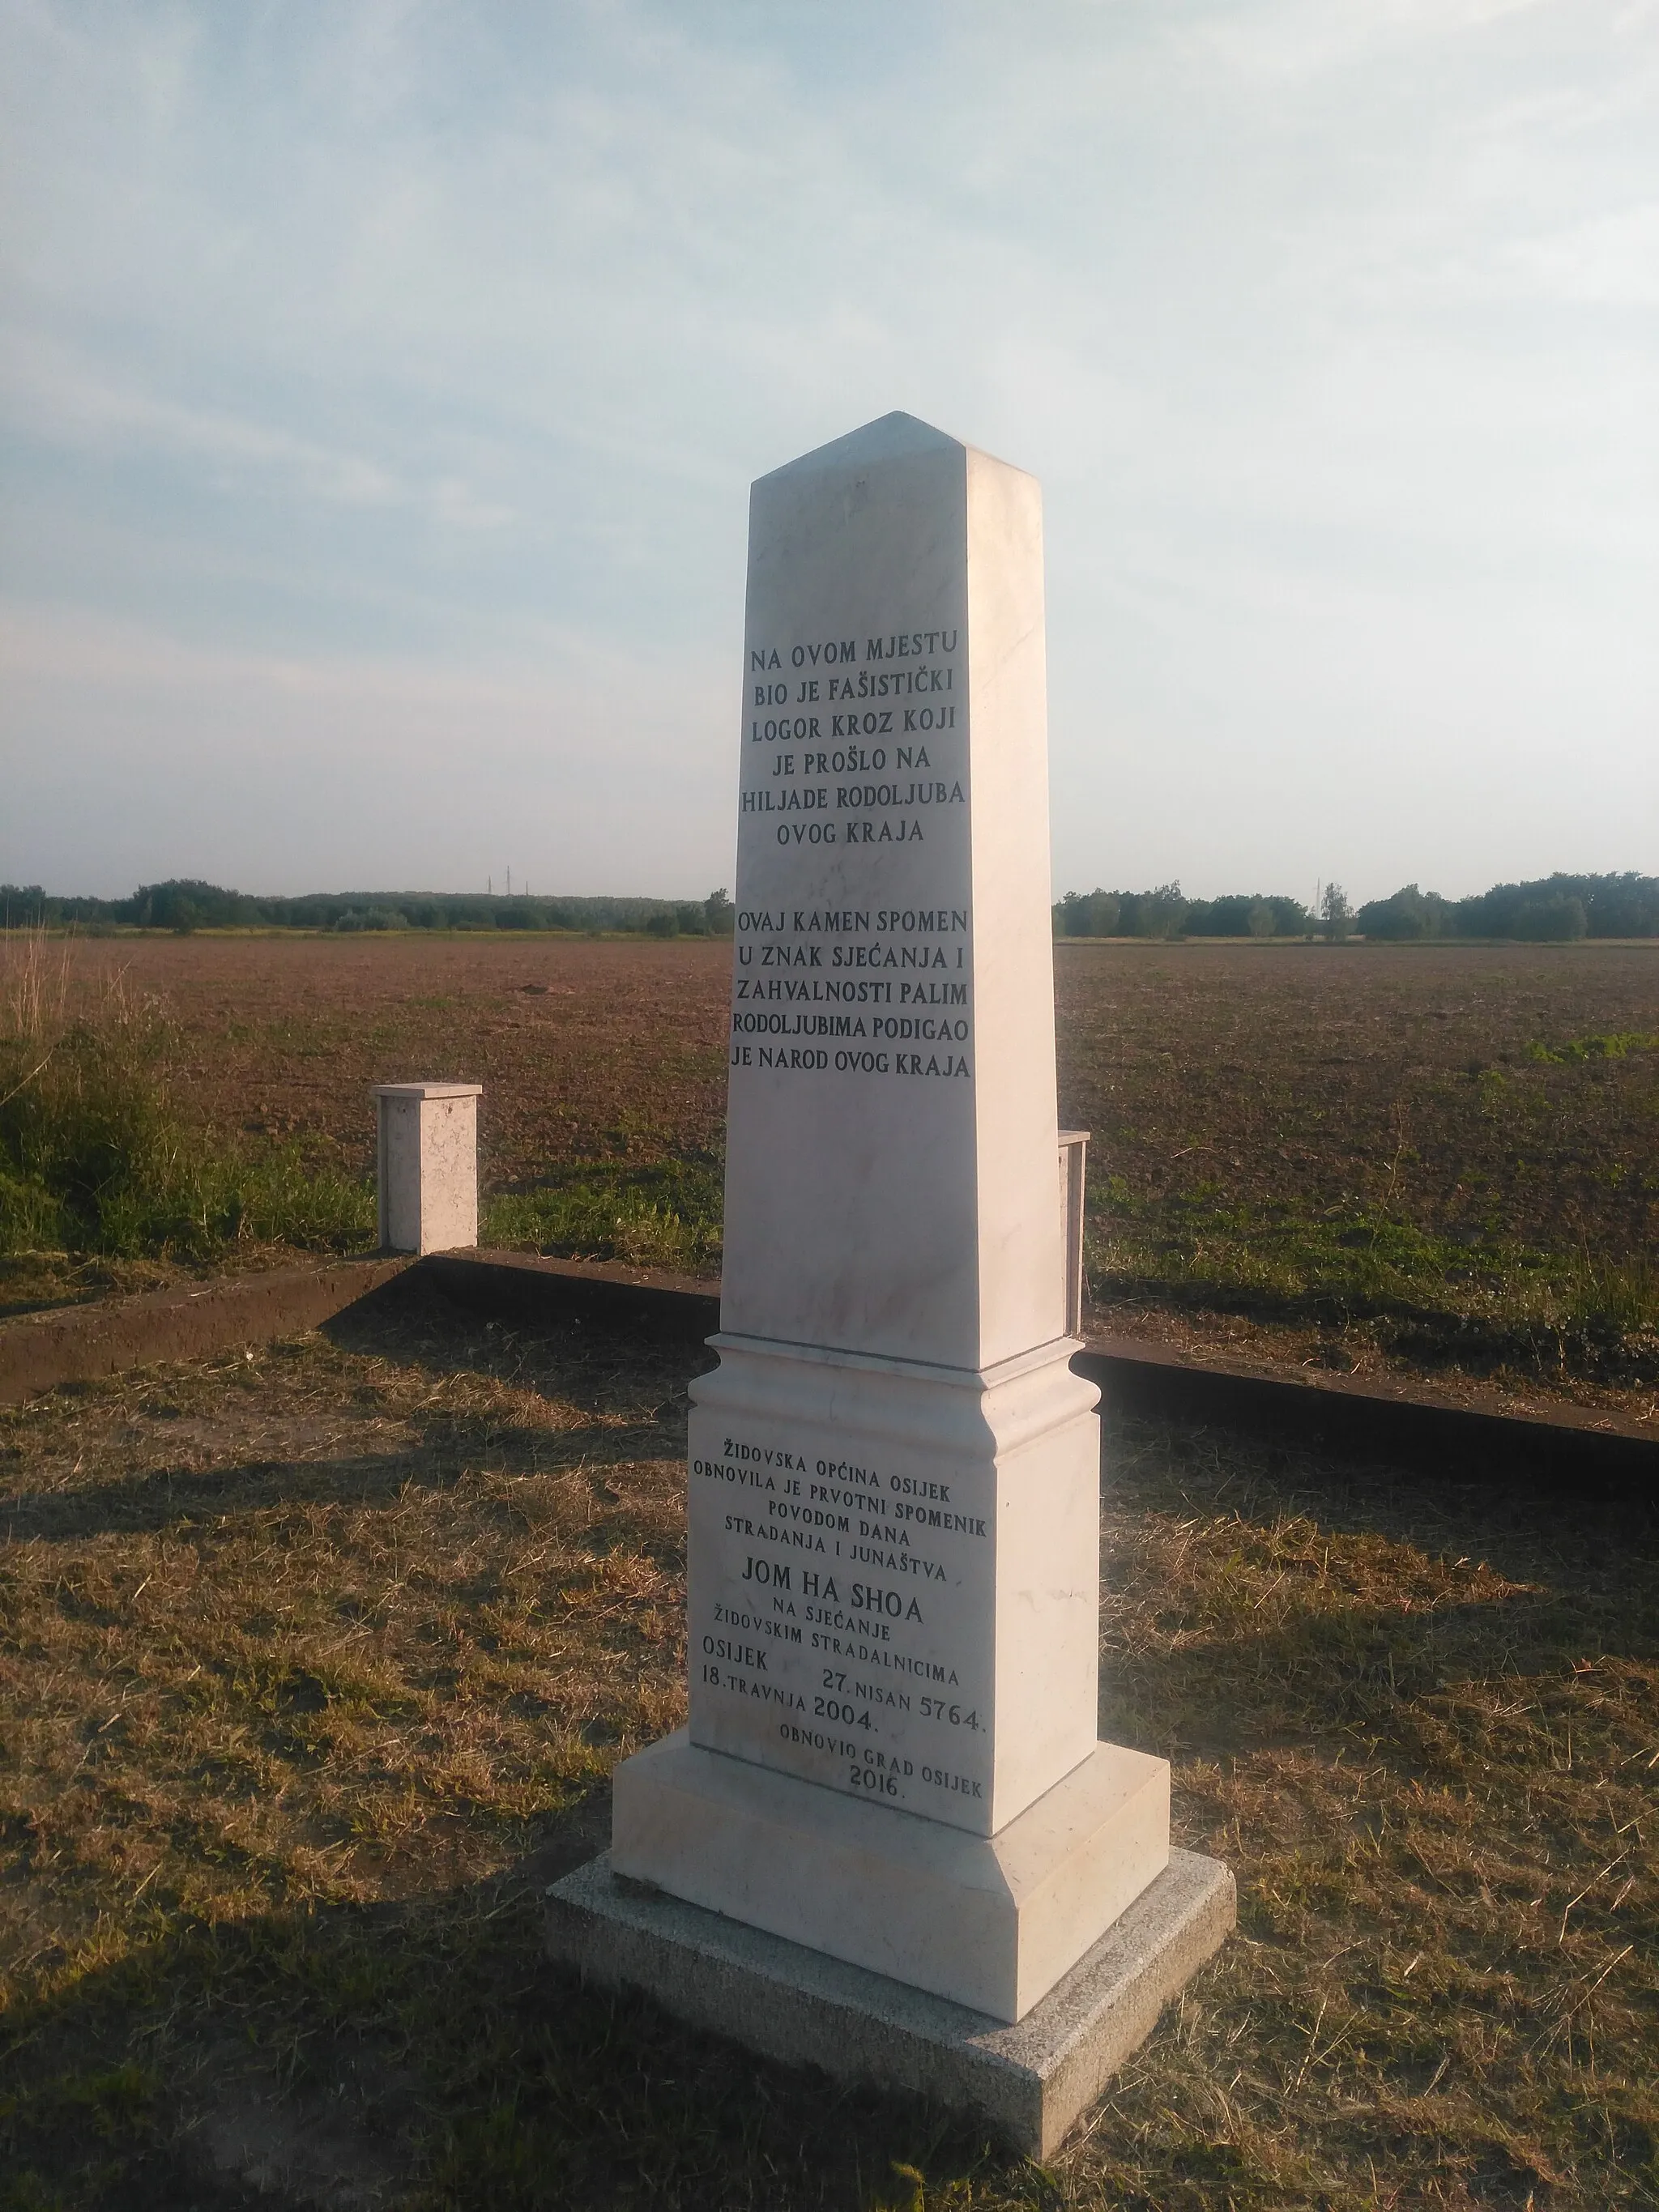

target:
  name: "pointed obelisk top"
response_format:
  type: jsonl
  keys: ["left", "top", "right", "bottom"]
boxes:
{"left": 756, "top": 408, "right": 1030, "bottom": 486}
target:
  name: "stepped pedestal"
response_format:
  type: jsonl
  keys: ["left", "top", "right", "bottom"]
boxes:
{"left": 545, "top": 413, "right": 1230, "bottom": 2148}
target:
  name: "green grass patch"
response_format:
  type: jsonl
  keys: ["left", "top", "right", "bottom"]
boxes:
{"left": 1089, "top": 1189, "right": 1659, "bottom": 1380}
{"left": 1, "top": 933, "right": 375, "bottom": 1271}
{"left": 2, "top": 927, "right": 729, "bottom": 1289}
{"left": 1525, "top": 1031, "right": 1659, "bottom": 1064}
{"left": 484, "top": 1161, "right": 723, "bottom": 1274}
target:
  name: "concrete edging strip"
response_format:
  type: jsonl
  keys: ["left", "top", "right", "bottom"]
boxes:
{"left": 4, "top": 1247, "right": 1654, "bottom": 1485}
{"left": 0, "top": 1255, "right": 415, "bottom": 1405}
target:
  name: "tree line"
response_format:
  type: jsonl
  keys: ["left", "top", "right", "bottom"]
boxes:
{"left": 1054, "top": 885, "right": 1311, "bottom": 938}
{"left": 0, "top": 882, "right": 737, "bottom": 937}
{"left": 1354, "top": 873, "right": 1658, "bottom": 941}
{"left": 1053, "top": 872, "right": 1658, "bottom": 942}
{"left": 5, "top": 872, "right": 1653, "bottom": 944}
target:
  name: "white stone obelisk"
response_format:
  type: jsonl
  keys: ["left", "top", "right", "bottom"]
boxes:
{"left": 608, "top": 413, "right": 1174, "bottom": 2025}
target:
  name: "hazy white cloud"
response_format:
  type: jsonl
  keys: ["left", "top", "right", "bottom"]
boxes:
{"left": 1510, "top": 201, "right": 1659, "bottom": 303}
{"left": 0, "top": 603, "right": 732, "bottom": 896}
{"left": 0, "top": 0, "right": 1654, "bottom": 899}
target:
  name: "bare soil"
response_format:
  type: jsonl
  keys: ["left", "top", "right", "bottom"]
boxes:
{"left": 71, "top": 931, "right": 729, "bottom": 1186}
{"left": 28, "top": 931, "right": 1659, "bottom": 1424}
{"left": 1057, "top": 938, "right": 1659, "bottom": 1263}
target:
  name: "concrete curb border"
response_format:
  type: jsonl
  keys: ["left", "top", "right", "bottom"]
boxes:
{"left": 425, "top": 1251, "right": 1659, "bottom": 1487}
{"left": 4, "top": 1248, "right": 1654, "bottom": 1485}
{"left": 0, "top": 1255, "right": 415, "bottom": 1405}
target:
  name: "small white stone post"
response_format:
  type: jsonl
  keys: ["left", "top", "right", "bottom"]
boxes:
{"left": 1060, "top": 1128, "right": 1090, "bottom": 1338}
{"left": 373, "top": 1083, "right": 482, "bottom": 1254}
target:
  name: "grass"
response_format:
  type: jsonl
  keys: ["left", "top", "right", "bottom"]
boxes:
{"left": 483, "top": 1161, "right": 723, "bottom": 1276}
{"left": 0, "top": 931, "right": 373, "bottom": 1285}
{"left": 1087, "top": 1190, "right": 1659, "bottom": 1386}
{"left": 1524, "top": 1034, "right": 1659, "bottom": 1066}
{"left": 2, "top": 1285, "right": 1656, "bottom": 2206}
{"left": 0, "top": 931, "right": 723, "bottom": 1308}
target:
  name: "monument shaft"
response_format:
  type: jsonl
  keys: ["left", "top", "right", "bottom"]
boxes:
{"left": 686, "top": 416, "right": 1100, "bottom": 1838}
{"left": 609, "top": 414, "right": 1178, "bottom": 2023}
{"left": 720, "top": 418, "right": 1064, "bottom": 1371}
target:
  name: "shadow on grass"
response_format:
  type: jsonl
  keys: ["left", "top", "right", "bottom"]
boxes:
{"left": 1106, "top": 1581, "right": 1659, "bottom": 1764}
{"left": 322, "top": 1267, "right": 719, "bottom": 1413}
{"left": 1099, "top": 1411, "right": 1659, "bottom": 1767}
{"left": 1, "top": 1268, "right": 713, "bottom": 1545}
{"left": 0, "top": 1412, "right": 682, "bottom": 1545}
{"left": 1, "top": 1788, "right": 1021, "bottom": 2212}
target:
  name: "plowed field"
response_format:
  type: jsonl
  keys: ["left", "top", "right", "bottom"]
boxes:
{"left": 36, "top": 931, "right": 1659, "bottom": 1413}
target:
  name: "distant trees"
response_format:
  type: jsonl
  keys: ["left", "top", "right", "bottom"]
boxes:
{"left": 1051, "top": 871, "right": 1659, "bottom": 943}
{"left": 1456, "top": 875, "right": 1639, "bottom": 940}
{"left": 1576, "top": 874, "right": 1659, "bottom": 936}
{"left": 1129, "top": 883, "right": 1189, "bottom": 940}
{"left": 1056, "top": 885, "right": 1187, "bottom": 938}
{"left": 1354, "top": 884, "right": 1452, "bottom": 940}
{"left": 1356, "top": 874, "right": 1651, "bottom": 943}
{"left": 1053, "top": 886, "right": 1310, "bottom": 939}
{"left": 1513, "top": 894, "right": 1589, "bottom": 942}
{"left": 0, "top": 882, "right": 742, "bottom": 937}
{"left": 1056, "top": 890, "right": 1121, "bottom": 937}
{"left": 646, "top": 897, "right": 731, "bottom": 939}
{"left": 0, "top": 885, "right": 47, "bottom": 927}
{"left": 130, "top": 880, "right": 262, "bottom": 931}
{"left": 8, "top": 869, "right": 1655, "bottom": 944}
{"left": 1184, "top": 893, "right": 1311, "bottom": 938}
{"left": 332, "top": 906, "right": 412, "bottom": 932}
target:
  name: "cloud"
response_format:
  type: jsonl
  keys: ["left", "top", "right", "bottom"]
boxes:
{"left": 0, "top": 602, "right": 734, "bottom": 896}
{"left": 1508, "top": 199, "right": 1659, "bottom": 303}
{"left": 2, "top": 332, "right": 410, "bottom": 509}
{"left": 0, "top": 0, "right": 1654, "bottom": 900}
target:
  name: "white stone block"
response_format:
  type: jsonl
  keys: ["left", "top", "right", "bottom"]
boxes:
{"left": 721, "top": 412, "right": 1063, "bottom": 1374}
{"left": 613, "top": 1729, "right": 1169, "bottom": 2022}
{"left": 373, "top": 1083, "right": 482, "bottom": 1255}
{"left": 1060, "top": 1129, "right": 1090, "bottom": 1337}
{"left": 686, "top": 1333, "right": 1102, "bottom": 1836}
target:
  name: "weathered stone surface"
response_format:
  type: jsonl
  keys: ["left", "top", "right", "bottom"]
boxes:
{"left": 613, "top": 1729, "right": 1169, "bottom": 2021}
{"left": 681, "top": 413, "right": 1108, "bottom": 1839}
{"left": 721, "top": 410, "right": 1061, "bottom": 1375}
{"left": 373, "top": 1082, "right": 481, "bottom": 1255}
{"left": 545, "top": 1845, "right": 1236, "bottom": 2159}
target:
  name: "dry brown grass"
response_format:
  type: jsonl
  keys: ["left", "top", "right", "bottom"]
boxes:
{"left": 2, "top": 1287, "right": 1656, "bottom": 2207}
{"left": 1091, "top": 1429, "right": 1659, "bottom": 2208}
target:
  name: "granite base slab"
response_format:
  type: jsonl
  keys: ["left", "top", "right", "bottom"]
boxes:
{"left": 544, "top": 1845, "right": 1235, "bottom": 2160}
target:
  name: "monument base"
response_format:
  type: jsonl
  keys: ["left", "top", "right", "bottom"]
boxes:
{"left": 544, "top": 1844, "right": 1235, "bottom": 2159}
{"left": 612, "top": 1731, "right": 1170, "bottom": 2020}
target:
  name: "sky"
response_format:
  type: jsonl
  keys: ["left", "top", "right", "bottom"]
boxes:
{"left": 1, "top": 0, "right": 1655, "bottom": 906}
